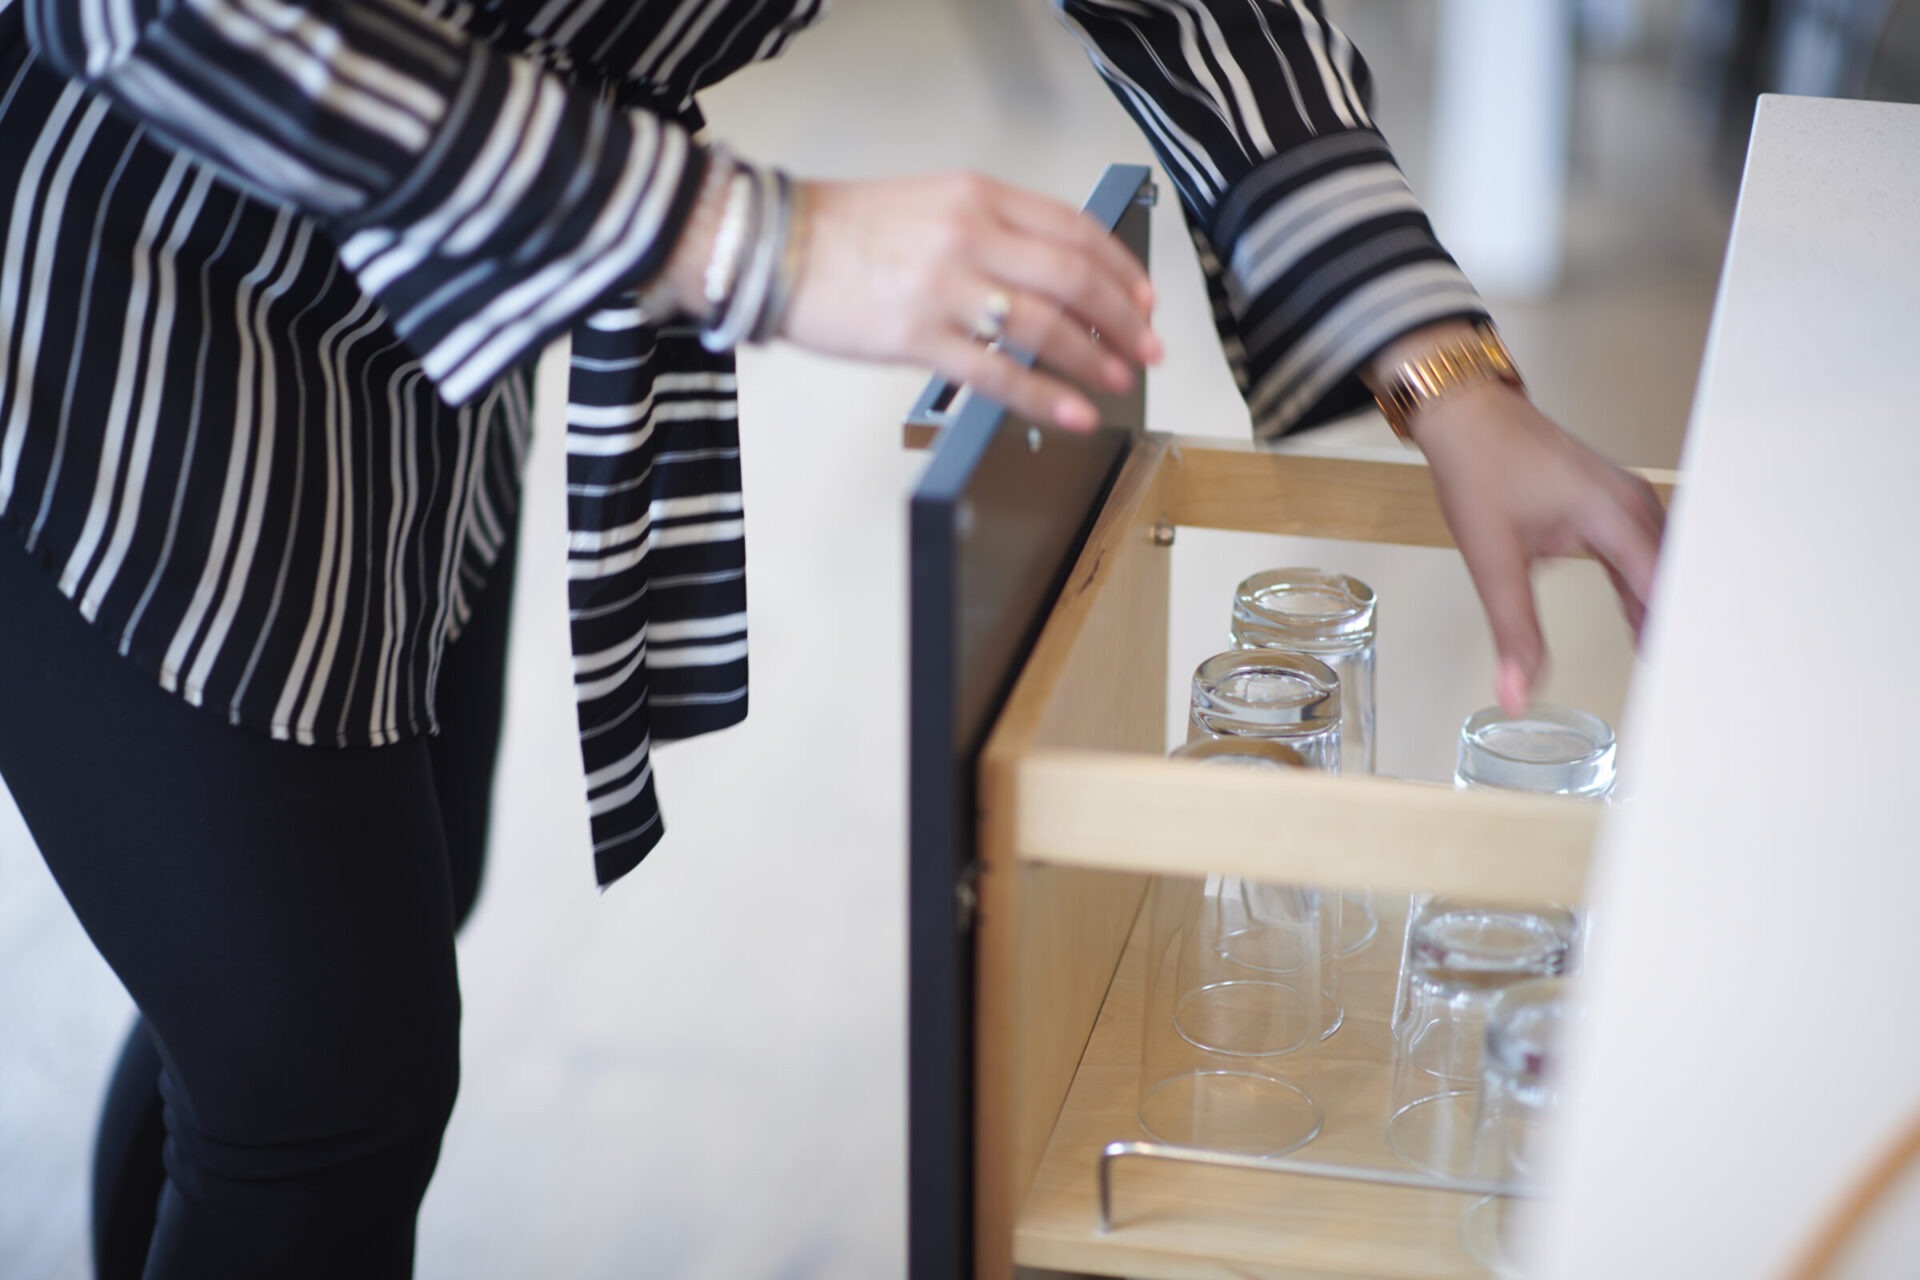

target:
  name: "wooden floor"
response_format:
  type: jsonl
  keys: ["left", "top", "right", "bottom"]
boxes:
{"left": 0, "top": 0, "right": 1717, "bottom": 1276}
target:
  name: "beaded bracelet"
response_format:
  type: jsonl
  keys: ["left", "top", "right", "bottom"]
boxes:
{"left": 700, "top": 164, "right": 758, "bottom": 322}
{"left": 751, "top": 173, "right": 808, "bottom": 345}
{"left": 701, "top": 166, "right": 777, "bottom": 353}
{"left": 691, "top": 161, "right": 811, "bottom": 352}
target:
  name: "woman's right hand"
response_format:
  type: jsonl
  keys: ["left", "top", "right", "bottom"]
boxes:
{"left": 777, "top": 173, "right": 1162, "bottom": 431}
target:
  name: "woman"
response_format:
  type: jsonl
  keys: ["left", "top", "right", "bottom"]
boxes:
{"left": 0, "top": 0, "right": 1662, "bottom": 1275}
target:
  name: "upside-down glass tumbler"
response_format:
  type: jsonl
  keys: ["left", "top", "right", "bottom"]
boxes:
{"left": 1460, "top": 978, "right": 1571, "bottom": 1277}
{"left": 1189, "top": 650, "right": 1346, "bottom": 1035}
{"left": 1454, "top": 705, "right": 1616, "bottom": 798}
{"left": 1385, "top": 705, "right": 1611, "bottom": 1178}
{"left": 1137, "top": 873, "right": 1324, "bottom": 1157}
{"left": 1189, "top": 649, "right": 1342, "bottom": 769}
{"left": 1231, "top": 569, "right": 1380, "bottom": 958}
{"left": 1385, "top": 900, "right": 1576, "bottom": 1177}
{"left": 1169, "top": 736, "right": 1310, "bottom": 769}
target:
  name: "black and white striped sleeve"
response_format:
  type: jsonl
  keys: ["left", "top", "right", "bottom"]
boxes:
{"left": 21, "top": 0, "right": 708, "bottom": 407}
{"left": 1053, "top": 0, "right": 1490, "bottom": 438}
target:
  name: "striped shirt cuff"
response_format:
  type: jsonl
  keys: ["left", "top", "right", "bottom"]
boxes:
{"left": 334, "top": 48, "right": 709, "bottom": 407}
{"left": 1204, "top": 132, "right": 1489, "bottom": 439}
{"left": 24, "top": 0, "right": 711, "bottom": 411}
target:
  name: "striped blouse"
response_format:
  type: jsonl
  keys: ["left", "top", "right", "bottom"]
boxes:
{"left": 0, "top": 0, "right": 1484, "bottom": 886}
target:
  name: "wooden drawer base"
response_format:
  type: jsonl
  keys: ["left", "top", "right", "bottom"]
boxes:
{"left": 1015, "top": 892, "right": 1496, "bottom": 1280}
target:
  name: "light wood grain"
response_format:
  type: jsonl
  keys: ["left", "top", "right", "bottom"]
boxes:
{"left": 973, "top": 439, "right": 1173, "bottom": 1279}
{"left": 974, "top": 436, "right": 1611, "bottom": 1278}
{"left": 1159, "top": 434, "right": 1677, "bottom": 549}
{"left": 1788, "top": 1109, "right": 1920, "bottom": 1280}
{"left": 1015, "top": 897, "right": 1493, "bottom": 1279}
{"left": 1011, "top": 751, "right": 1596, "bottom": 906}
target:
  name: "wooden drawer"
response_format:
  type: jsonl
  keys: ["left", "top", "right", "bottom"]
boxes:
{"left": 976, "top": 435, "right": 1669, "bottom": 1279}
{"left": 901, "top": 164, "right": 1674, "bottom": 1280}
{"left": 1019, "top": 893, "right": 1486, "bottom": 1280}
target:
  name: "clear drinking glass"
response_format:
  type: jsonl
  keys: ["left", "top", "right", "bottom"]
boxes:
{"left": 1454, "top": 705, "right": 1616, "bottom": 798}
{"left": 1230, "top": 569, "right": 1380, "bottom": 958}
{"left": 1137, "top": 874, "right": 1324, "bottom": 1157}
{"left": 1229, "top": 569, "right": 1375, "bottom": 774}
{"left": 1460, "top": 978, "right": 1570, "bottom": 1277}
{"left": 1385, "top": 900, "right": 1575, "bottom": 1177}
{"left": 1170, "top": 735, "right": 1322, "bottom": 1015}
{"left": 1468, "top": 977, "right": 1567, "bottom": 1182}
{"left": 1169, "top": 737, "right": 1307, "bottom": 769}
{"left": 1188, "top": 650, "right": 1345, "bottom": 1035}
{"left": 1189, "top": 649, "right": 1341, "bottom": 769}
{"left": 1385, "top": 705, "right": 1611, "bottom": 1178}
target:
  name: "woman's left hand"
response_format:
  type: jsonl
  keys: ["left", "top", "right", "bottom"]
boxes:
{"left": 1404, "top": 378, "right": 1666, "bottom": 715}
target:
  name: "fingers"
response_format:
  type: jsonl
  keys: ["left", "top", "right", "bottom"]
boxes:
{"left": 1611, "top": 471, "right": 1665, "bottom": 646}
{"left": 1602, "top": 560, "right": 1648, "bottom": 642}
{"left": 784, "top": 170, "right": 1159, "bottom": 429}
{"left": 1584, "top": 498, "right": 1661, "bottom": 652}
{"left": 1497, "top": 659, "right": 1531, "bottom": 722}
{"left": 1626, "top": 470, "right": 1668, "bottom": 541}
{"left": 1419, "top": 396, "right": 1669, "bottom": 707}
{"left": 1012, "top": 293, "right": 1133, "bottom": 398}
{"left": 1602, "top": 468, "right": 1666, "bottom": 564}
{"left": 972, "top": 227, "right": 1157, "bottom": 374}
{"left": 976, "top": 177, "right": 1159, "bottom": 339}
{"left": 899, "top": 174, "right": 1157, "bottom": 413}
{"left": 928, "top": 332, "right": 1099, "bottom": 432}
{"left": 952, "top": 278, "right": 1130, "bottom": 400}
{"left": 1584, "top": 491, "right": 1659, "bottom": 611}
{"left": 1458, "top": 527, "right": 1547, "bottom": 716}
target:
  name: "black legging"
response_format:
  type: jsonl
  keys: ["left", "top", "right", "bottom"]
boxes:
{"left": 0, "top": 522, "right": 516, "bottom": 1280}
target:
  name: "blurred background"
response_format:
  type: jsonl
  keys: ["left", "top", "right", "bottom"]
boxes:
{"left": 2, "top": 0, "right": 1914, "bottom": 1275}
